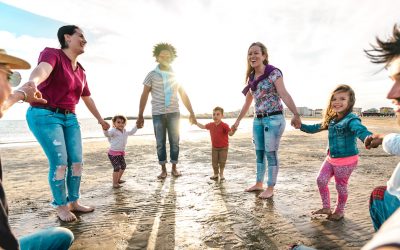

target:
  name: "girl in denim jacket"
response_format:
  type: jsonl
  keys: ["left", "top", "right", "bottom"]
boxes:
{"left": 300, "top": 84, "right": 378, "bottom": 220}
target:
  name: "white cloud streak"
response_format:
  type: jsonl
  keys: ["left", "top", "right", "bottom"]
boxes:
{"left": 1, "top": 0, "right": 400, "bottom": 119}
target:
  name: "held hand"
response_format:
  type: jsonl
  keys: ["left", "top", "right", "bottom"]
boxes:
{"left": 365, "top": 134, "right": 384, "bottom": 149}
{"left": 189, "top": 113, "right": 197, "bottom": 125}
{"left": 290, "top": 115, "right": 301, "bottom": 129}
{"left": 18, "top": 82, "right": 47, "bottom": 104}
{"left": 99, "top": 120, "right": 110, "bottom": 130}
{"left": 136, "top": 116, "right": 144, "bottom": 129}
{"left": 232, "top": 120, "right": 240, "bottom": 131}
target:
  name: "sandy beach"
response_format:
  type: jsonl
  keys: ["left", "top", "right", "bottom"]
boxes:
{"left": 1, "top": 117, "right": 399, "bottom": 250}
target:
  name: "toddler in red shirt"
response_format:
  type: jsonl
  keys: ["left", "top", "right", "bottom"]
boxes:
{"left": 194, "top": 107, "right": 236, "bottom": 180}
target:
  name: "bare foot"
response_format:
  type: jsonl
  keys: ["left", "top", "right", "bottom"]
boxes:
{"left": 244, "top": 185, "right": 264, "bottom": 192}
{"left": 311, "top": 208, "right": 332, "bottom": 215}
{"left": 69, "top": 202, "right": 95, "bottom": 213}
{"left": 113, "top": 183, "right": 122, "bottom": 188}
{"left": 220, "top": 176, "right": 225, "bottom": 181}
{"left": 327, "top": 212, "right": 344, "bottom": 221}
{"left": 210, "top": 175, "right": 218, "bottom": 180}
{"left": 57, "top": 206, "right": 77, "bottom": 222}
{"left": 118, "top": 180, "right": 126, "bottom": 184}
{"left": 157, "top": 171, "right": 167, "bottom": 179}
{"left": 258, "top": 188, "right": 274, "bottom": 199}
{"left": 171, "top": 169, "right": 182, "bottom": 177}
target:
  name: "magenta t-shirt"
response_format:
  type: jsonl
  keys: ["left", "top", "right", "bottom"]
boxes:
{"left": 31, "top": 47, "right": 91, "bottom": 112}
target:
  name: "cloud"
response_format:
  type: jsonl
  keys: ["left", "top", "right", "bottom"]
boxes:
{"left": 1, "top": 0, "right": 400, "bottom": 120}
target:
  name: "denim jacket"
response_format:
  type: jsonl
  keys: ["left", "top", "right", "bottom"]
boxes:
{"left": 300, "top": 113, "right": 372, "bottom": 158}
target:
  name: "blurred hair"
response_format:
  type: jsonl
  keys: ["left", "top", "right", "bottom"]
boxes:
{"left": 112, "top": 115, "right": 127, "bottom": 124}
{"left": 153, "top": 43, "right": 177, "bottom": 61}
{"left": 245, "top": 42, "right": 269, "bottom": 84}
{"left": 57, "top": 25, "right": 80, "bottom": 49}
{"left": 213, "top": 106, "right": 224, "bottom": 115}
{"left": 364, "top": 24, "right": 400, "bottom": 67}
{"left": 321, "top": 84, "right": 355, "bottom": 129}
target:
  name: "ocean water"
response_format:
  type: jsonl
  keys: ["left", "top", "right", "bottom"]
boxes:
{"left": 0, "top": 118, "right": 294, "bottom": 148}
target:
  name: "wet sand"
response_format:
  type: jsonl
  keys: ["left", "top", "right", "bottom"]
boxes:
{"left": 1, "top": 117, "right": 399, "bottom": 249}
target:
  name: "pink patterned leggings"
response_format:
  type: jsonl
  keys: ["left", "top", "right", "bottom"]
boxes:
{"left": 317, "top": 159, "right": 358, "bottom": 214}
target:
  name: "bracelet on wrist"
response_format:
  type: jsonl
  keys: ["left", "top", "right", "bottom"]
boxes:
{"left": 15, "top": 89, "right": 27, "bottom": 102}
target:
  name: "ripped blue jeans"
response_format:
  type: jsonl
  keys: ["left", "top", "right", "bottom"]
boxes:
{"left": 253, "top": 115, "right": 286, "bottom": 187}
{"left": 26, "top": 107, "right": 83, "bottom": 207}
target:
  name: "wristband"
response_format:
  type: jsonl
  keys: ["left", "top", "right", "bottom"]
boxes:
{"left": 15, "top": 89, "right": 27, "bottom": 102}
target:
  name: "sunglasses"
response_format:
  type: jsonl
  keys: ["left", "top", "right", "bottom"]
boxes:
{"left": 0, "top": 68, "right": 22, "bottom": 87}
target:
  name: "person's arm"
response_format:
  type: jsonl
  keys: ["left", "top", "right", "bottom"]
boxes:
{"left": 232, "top": 91, "right": 253, "bottom": 130}
{"left": 0, "top": 62, "right": 51, "bottom": 118}
{"left": 27, "top": 61, "right": 53, "bottom": 87}
{"left": 228, "top": 126, "right": 236, "bottom": 136}
{"left": 178, "top": 87, "right": 196, "bottom": 124}
{"left": 274, "top": 77, "right": 301, "bottom": 129}
{"left": 0, "top": 83, "right": 47, "bottom": 118}
{"left": 136, "top": 85, "right": 151, "bottom": 129}
{"left": 195, "top": 121, "right": 206, "bottom": 129}
{"left": 81, "top": 96, "right": 110, "bottom": 130}
{"left": 127, "top": 125, "right": 138, "bottom": 135}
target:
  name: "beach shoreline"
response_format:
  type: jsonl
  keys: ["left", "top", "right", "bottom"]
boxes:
{"left": 1, "top": 117, "right": 399, "bottom": 249}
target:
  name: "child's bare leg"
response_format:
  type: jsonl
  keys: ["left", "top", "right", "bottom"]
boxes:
{"left": 171, "top": 163, "right": 182, "bottom": 177}
{"left": 218, "top": 149, "right": 228, "bottom": 180}
{"left": 311, "top": 208, "right": 332, "bottom": 215}
{"left": 113, "top": 171, "right": 121, "bottom": 188}
{"left": 210, "top": 161, "right": 219, "bottom": 180}
{"left": 258, "top": 186, "right": 274, "bottom": 199}
{"left": 245, "top": 182, "right": 264, "bottom": 192}
{"left": 219, "top": 163, "right": 225, "bottom": 180}
{"left": 158, "top": 164, "right": 167, "bottom": 179}
{"left": 118, "top": 169, "right": 125, "bottom": 183}
{"left": 210, "top": 148, "right": 219, "bottom": 179}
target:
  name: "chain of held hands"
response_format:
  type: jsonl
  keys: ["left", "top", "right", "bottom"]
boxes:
{"left": 18, "top": 83, "right": 384, "bottom": 149}
{"left": 14, "top": 81, "right": 110, "bottom": 131}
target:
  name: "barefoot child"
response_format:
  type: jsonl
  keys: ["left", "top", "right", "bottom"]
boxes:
{"left": 103, "top": 115, "right": 138, "bottom": 188}
{"left": 194, "top": 106, "right": 236, "bottom": 180}
{"left": 298, "top": 84, "right": 380, "bottom": 220}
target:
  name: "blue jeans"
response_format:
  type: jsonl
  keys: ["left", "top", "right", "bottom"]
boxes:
{"left": 369, "top": 186, "right": 400, "bottom": 231}
{"left": 26, "top": 107, "right": 83, "bottom": 207}
{"left": 152, "top": 112, "right": 180, "bottom": 165}
{"left": 19, "top": 227, "right": 74, "bottom": 250}
{"left": 253, "top": 115, "right": 285, "bottom": 186}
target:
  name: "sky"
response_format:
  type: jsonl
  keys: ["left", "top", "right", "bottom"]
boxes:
{"left": 0, "top": 0, "right": 400, "bottom": 120}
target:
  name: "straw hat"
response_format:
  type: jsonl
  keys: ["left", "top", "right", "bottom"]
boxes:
{"left": 0, "top": 49, "right": 31, "bottom": 69}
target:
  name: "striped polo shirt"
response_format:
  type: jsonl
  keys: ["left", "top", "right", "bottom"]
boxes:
{"left": 143, "top": 70, "right": 181, "bottom": 115}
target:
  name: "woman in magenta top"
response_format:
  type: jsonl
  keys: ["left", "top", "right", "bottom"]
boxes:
{"left": 25, "top": 25, "right": 110, "bottom": 222}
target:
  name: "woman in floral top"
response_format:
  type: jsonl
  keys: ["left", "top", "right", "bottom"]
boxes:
{"left": 232, "top": 42, "right": 301, "bottom": 199}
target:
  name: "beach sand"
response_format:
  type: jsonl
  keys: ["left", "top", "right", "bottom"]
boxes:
{"left": 1, "top": 117, "right": 399, "bottom": 250}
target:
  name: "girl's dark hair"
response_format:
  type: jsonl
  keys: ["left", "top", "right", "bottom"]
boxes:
{"left": 152, "top": 43, "right": 177, "bottom": 60}
{"left": 245, "top": 42, "right": 269, "bottom": 84}
{"left": 321, "top": 84, "right": 355, "bottom": 129}
{"left": 57, "top": 25, "right": 80, "bottom": 49}
{"left": 112, "top": 115, "right": 127, "bottom": 124}
{"left": 364, "top": 24, "right": 400, "bottom": 67}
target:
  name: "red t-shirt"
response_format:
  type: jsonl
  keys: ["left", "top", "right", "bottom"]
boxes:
{"left": 32, "top": 47, "right": 91, "bottom": 112}
{"left": 205, "top": 121, "right": 230, "bottom": 148}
